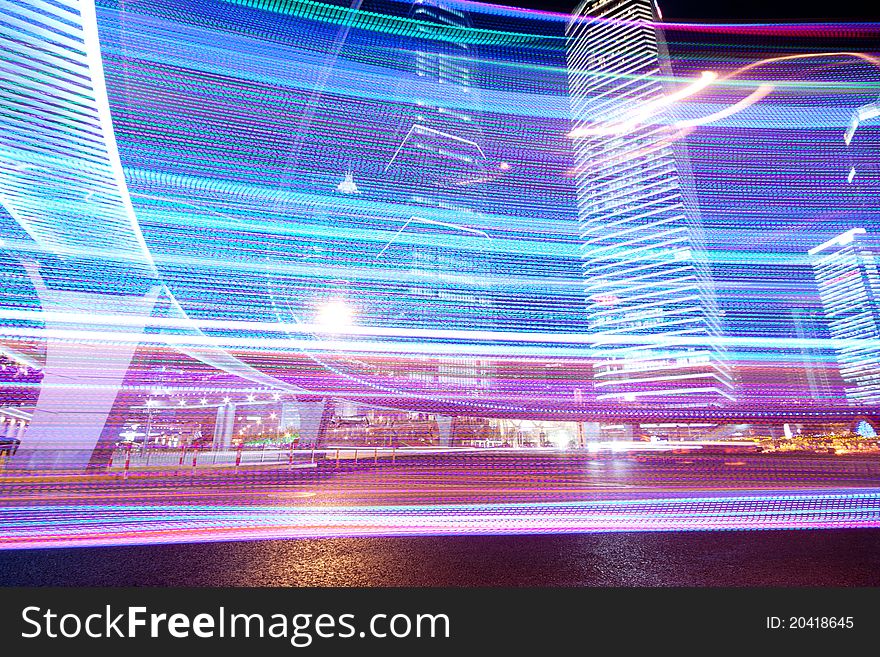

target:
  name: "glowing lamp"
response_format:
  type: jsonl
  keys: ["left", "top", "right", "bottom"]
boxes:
{"left": 316, "top": 300, "right": 354, "bottom": 333}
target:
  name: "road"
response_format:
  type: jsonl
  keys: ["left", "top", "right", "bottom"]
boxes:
{"left": 1, "top": 452, "right": 879, "bottom": 548}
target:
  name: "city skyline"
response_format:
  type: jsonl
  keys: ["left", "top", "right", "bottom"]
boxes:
{"left": 0, "top": 0, "right": 877, "bottom": 468}
{"left": 1, "top": 1, "right": 880, "bottom": 602}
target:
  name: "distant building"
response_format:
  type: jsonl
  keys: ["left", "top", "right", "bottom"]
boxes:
{"left": 566, "top": 0, "right": 732, "bottom": 406}
{"left": 809, "top": 228, "right": 880, "bottom": 405}
{"left": 790, "top": 306, "right": 846, "bottom": 406}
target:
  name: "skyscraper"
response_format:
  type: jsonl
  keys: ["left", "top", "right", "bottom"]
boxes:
{"left": 380, "top": 0, "right": 494, "bottom": 394}
{"left": 809, "top": 228, "right": 880, "bottom": 405}
{"left": 566, "top": 0, "right": 733, "bottom": 406}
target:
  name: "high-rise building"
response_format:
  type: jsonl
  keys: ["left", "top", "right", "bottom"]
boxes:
{"left": 380, "top": 0, "right": 494, "bottom": 394}
{"left": 790, "top": 306, "right": 846, "bottom": 406}
{"left": 566, "top": 0, "right": 733, "bottom": 406}
{"left": 809, "top": 228, "right": 880, "bottom": 405}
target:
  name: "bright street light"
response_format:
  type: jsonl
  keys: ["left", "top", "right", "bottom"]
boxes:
{"left": 316, "top": 300, "right": 354, "bottom": 333}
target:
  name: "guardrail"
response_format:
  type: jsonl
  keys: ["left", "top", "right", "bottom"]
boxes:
{"left": 106, "top": 445, "right": 495, "bottom": 471}
{"left": 108, "top": 446, "right": 320, "bottom": 470}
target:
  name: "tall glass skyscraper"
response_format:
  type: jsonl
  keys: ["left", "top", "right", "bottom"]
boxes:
{"left": 809, "top": 228, "right": 880, "bottom": 405}
{"left": 381, "top": 0, "right": 494, "bottom": 394}
{"left": 566, "top": 0, "right": 733, "bottom": 406}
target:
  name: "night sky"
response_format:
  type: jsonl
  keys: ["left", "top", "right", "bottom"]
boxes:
{"left": 492, "top": 0, "right": 878, "bottom": 21}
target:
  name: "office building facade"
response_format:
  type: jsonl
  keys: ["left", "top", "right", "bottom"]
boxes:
{"left": 566, "top": 0, "right": 733, "bottom": 406}
{"left": 380, "top": 0, "right": 494, "bottom": 394}
{"left": 809, "top": 228, "right": 880, "bottom": 405}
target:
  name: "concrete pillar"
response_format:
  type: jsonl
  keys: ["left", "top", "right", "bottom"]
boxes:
{"left": 4, "top": 418, "right": 16, "bottom": 439}
{"left": 212, "top": 405, "right": 227, "bottom": 449}
{"left": 294, "top": 399, "right": 329, "bottom": 448}
{"left": 579, "top": 422, "right": 600, "bottom": 446}
{"left": 13, "top": 278, "right": 160, "bottom": 470}
{"left": 437, "top": 416, "right": 453, "bottom": 447}
{"left": 280, "top": 403, "right": 300, "bottom": 436}
{"left": 219, "top": 403, "right": 236, "bottom": 449}
{"left": 16, "top": 421, "right": 26, "bottom": 440}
